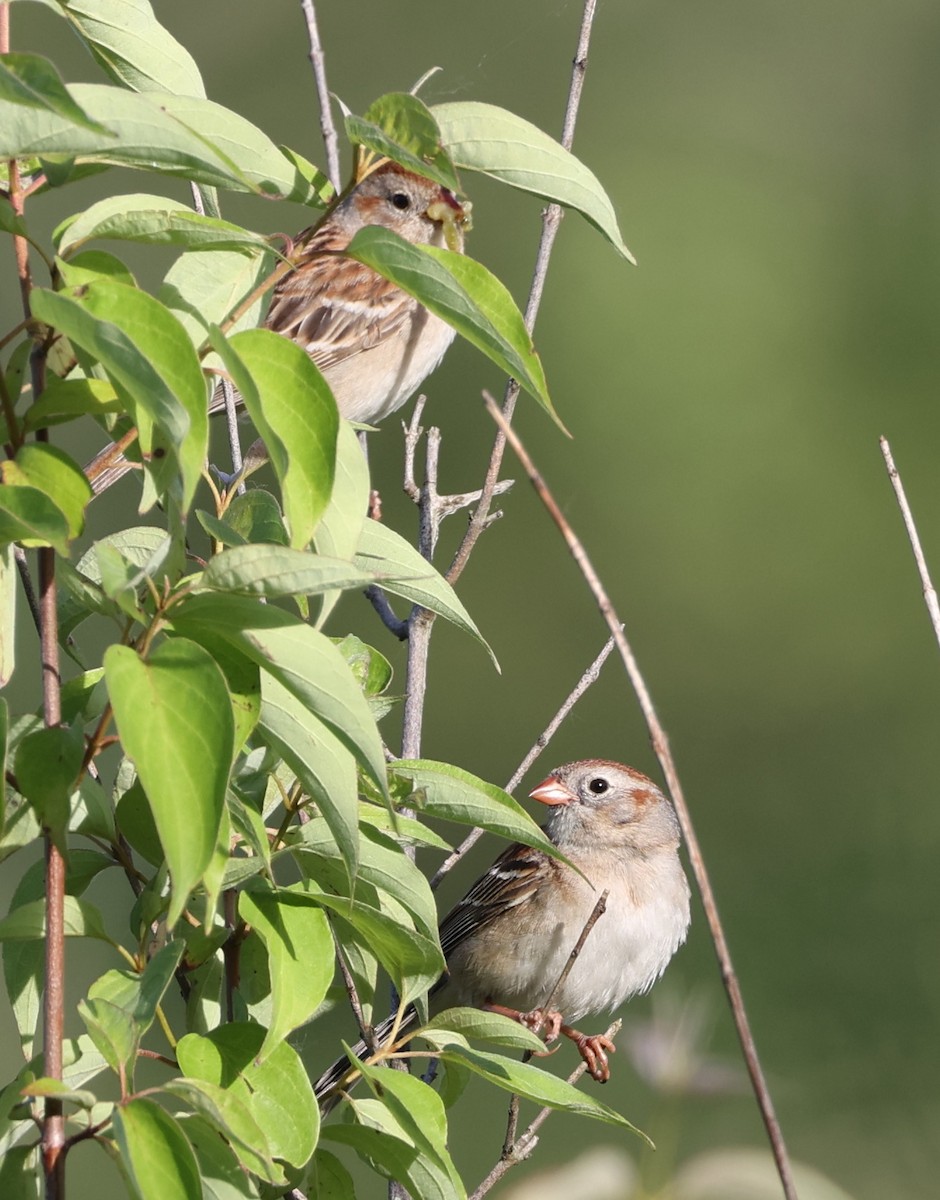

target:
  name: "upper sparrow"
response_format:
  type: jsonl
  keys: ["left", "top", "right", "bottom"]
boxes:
{"left": 316, "top": 759, "right": 691, "bottom": 1105}
{"left": 257, "top": 159, "right": 470, "bottom": 424}
{"left": 85, "top": 161, "right": 470, "bottom": 491}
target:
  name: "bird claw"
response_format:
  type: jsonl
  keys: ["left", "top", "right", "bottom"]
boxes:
{"left": 519, "top": 1007, "right": 563, "bottom": 1043}
{"left": 564, "top": 1028, "right": 616, "bottom": 1083}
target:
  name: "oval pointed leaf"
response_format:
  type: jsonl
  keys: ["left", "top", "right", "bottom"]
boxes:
{"left": 104, "top": 639, "right": 234, "bottom": 925}
{"left": 176, "top": 1022, "right": 317, "bottom": 1168}
{"left": 355, "top": 519, "right": 495, "bottom": 666}
{"left": 113, "top": 1097, "right": 202, "bottom": 1200}
{"left": 56, "top": 193, "right": 271, "bottom": 258}
{"left": 433, "top": 101, "right": 635, "bottom": 263}
{"left": 30, "top": 282, "right": 207, "bottom": 511}
{"left": 203, "top": 544, "right": 379, "bottom": 599}
{"left": 344, "top": 226, "right": 559, "bottom": 426}
{"left": 224, "top": 328, "right": 339, "bottom": 548}
{"left": 237, "top": 885, "right": 333, "bottom": 1060}
{"left": 439, "top": 1044, "right": 646, "bottom": 1134}
{"left": 392, "top": 760, "right": 559, "bottom": 858}
{"left": 0, "top": 84, "right": 329, "bottom": 204}
{"left": 49, "top": 0, "right": 207, "bottom": 97}
{"left": 346, "top": 92, "right": 460, "bottom": 194}
{"left": 7, "top": 443, "right": 91, "bottom": 540}
{"left": 0, "top": 51, "right": 112, "bottom": 135}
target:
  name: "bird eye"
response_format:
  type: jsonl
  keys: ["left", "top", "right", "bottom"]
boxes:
{"left": 390, "top": 192, "right": 411, "bottom": 210}
{"left": 588, "top": 777, "right": 609, "bottom": 795}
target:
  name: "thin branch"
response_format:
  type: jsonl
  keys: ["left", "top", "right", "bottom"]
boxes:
{"left": 447, "top": 0, "right": 600, "bottom": 586}
{"left": 332, "top": 931, "right": 378, "bottom": 1054}
{"left": 486, "top": 396, "right": 799, "bottom": 1200}
{"left": 879, "top": 436, "right": 940, "bottom": 651}
{"left": 469, "top": 1018, "right": 623, "bottom": 1200}
{"left": 430, "top": 634, "right": 616, "bottom": 890}
{"left": 299, "top": 0, "right": 341, "bottom": 190}
{"left": 540, "top": 890, "right": 608, "bottom": 1019}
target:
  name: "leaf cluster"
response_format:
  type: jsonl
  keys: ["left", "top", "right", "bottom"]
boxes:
{"left": 0, "top": 2, "right": 639, "bottom": 1196}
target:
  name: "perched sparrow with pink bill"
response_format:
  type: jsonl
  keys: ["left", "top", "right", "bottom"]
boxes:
{"left": 316, "top": 759, "right": 691, "bottom": 1108}
{"left": 85, "top": 160, "right": 471, "bottom": 492}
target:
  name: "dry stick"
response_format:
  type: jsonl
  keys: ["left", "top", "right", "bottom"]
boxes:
{"left": 447, "top": 0, "right": 599, "bottom": 587}
{"left": 494, "top": 889, "right": 608, "bottom": 1166}
{"left": 468, "top": 1019, "right": 623, "bottom": 1200}
{"left": 299, "top": 0, "right": 341, "bottom": 191}
{"left": 7, "top": 98, "right": 67, "bottom": 1197}
{"left": 486, "top": 396, "right": 799, "bottom": 1200}
{"left": 879, "top": 436, "right": 940, "bottom": 650}
{"left": 429, "top": 634, "right": 617, "bottom": 890}
{"left": 540, "top": 889, "right": 609, "bottom": 1020}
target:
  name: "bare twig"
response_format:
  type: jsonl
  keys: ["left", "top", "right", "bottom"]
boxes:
{"left": 447, "top": 0, "right": 600, "bottom": 586}
{"left": 430, "top": 634, "right": 616, "bottom": 890}
{"left": 469, "top": 1019, "right": 623, "bottom": 1200}
{"left": 333, "top": 932, "right": 378, "bottom": 1054}
{"left": 486, "top": 397, "right": 799, "bottom": 1200}
{"left": 541, "top": 890, "right": 608, "bottom": 1019}
{"left": 299, "top": 0, "right": 341, "bottom": 190}
{"left": 880, "top": 436, "right": 940, "bottom": 651}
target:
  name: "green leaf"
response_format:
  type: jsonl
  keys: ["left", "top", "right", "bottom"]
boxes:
{"left": 162, "top": 1078, "right": 283, "bottom": 1185}
{"left": 0, "top": 552, "right": 13, "bottom": 688}
{"left": 355, "top": 519, "right": 495, "bottom": 665}
{"left": 0, "top": 894, "right": 113, "bottom": 943}
{"left": 47, "top": 0, "right": 206, "bottom": 97}
{"left": 433, "top": 101, "right": 636, "bottom": 263}
{"left": 256, "top": 676, "right": 359, "bottom": 880}
{"left": 78, "top": 996, "right": 139, "bottom": 1074}
{"left": 237, "top": 885, "right": 333, "bottom": 1060}
{"left": 20, "top": 1076, "right": 97, "bottom": 1108}
{"left": 203, "top": 544, "right": 380, "bottom": 598}
{"left": 438, "top": 1044, "right": 646, "bottom": 1134}
{"left": 223, "top": 328, "right": 339, "bottom": 547}
{"left": 0, "top": 482, "right": 70, "bottom": 554}
{"left": 161, "top": 246, "right": 271, "bottom": 348}
{"left": 294, "top": 817, "right": 438, "bottom": 939}
{"left": 346, "top": 92, "right": 460, "bottom": 194}
{"left": 172, "top": 594, "right": 386, "bottom": 794}
{"left": 313, "top": 421, "right": 370, "bottom": 627}
{"left": 355, "top": 1061, "right": 463, "bottom": 1196}
{"left": 112, "top": 1097, "right": 203, "bottom": 1200}
{"left": 104, "top": 639, "right": 234, "bottom": 926}
{"left": 57, "top": 247, "right": 137, "bottom": 288}
{"left": 323, "top": 1111, "right": 457, "bottom": 1200}
{"left": 308, "top": 1149, "right": 356, "bottom": 1200}
{"left": 344, "top": 226, "right": 559, "bottom": 427}
{"left": 295, "top": 881, "right": 442, "bottom": 1006}
{"left": 23, "top": 377, "right": 122, "bottom": 431}
{"left": 221, "top": 490, "right": 287, "bottom": 546}
{"left": 176, "top": 1022, "right": 317, "bottom": 1169}
{"left": 13, "top": 724, "right": 83, "bottom": 839}
{"left": 420, "top": 1007, "right": 548, "bottom": 1054}
{"left": 0, "top": 51, "right": 112, "bottom": 135}
{"left": 0, "top": 696, "right": 7, "bottom": 831}
{"left": 0, "top": 84, "right": 329, "bottom": 204}
{"left": 55, "top": 193, "right": 272, "bottom": 258}
{"left": 5, "top": 443, "right": 91, "bottom": 540}
{"left": 178, "top": 1114, "right": 261, "bottom": 1200}
{"left": 392, "top": 760, "right": 559, "bottom": 858}
{"left": 30, "top": 282, "right": 208, "bottom": 512}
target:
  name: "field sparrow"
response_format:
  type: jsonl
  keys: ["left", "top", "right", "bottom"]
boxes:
{"left": 85, "top": 161, "right": 470, "bottom": 491}
{"left": 316, "top": 759, "right": 691, "bottom": 1107}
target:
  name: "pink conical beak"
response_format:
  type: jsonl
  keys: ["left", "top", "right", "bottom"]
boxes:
{"left": 529, "top": 776, "right": 575, "bottom": 806}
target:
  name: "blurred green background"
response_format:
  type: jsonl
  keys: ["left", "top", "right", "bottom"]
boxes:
{"left": 3, "top": 1, "right": 940, "bottom": 1197}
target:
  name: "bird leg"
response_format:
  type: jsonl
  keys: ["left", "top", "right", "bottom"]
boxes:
{"left": 481, "top": 1003, "right": 616, "bottom": 1081}
{"left": 483, "top": 1001, "right": 564, "bottom": 1043}
{"left": 559, "top": 1023, "right": 616, "bottom": 1083}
